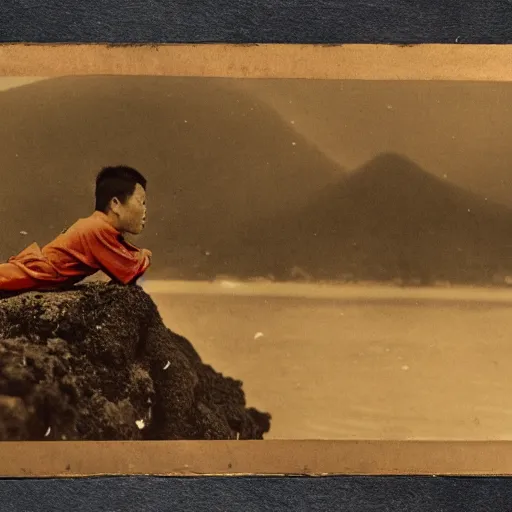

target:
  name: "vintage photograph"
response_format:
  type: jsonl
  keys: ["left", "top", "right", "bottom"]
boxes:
{"left": 1, "top": 75, "right": 512, "bottom": 442}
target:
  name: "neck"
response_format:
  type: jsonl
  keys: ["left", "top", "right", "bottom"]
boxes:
{"left": 97, "top": 210, "right": 124, "bottom": 234}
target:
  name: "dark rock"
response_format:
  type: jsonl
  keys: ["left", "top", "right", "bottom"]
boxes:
{"left": 0, "top": 282, "right": 271, "bottom": 441}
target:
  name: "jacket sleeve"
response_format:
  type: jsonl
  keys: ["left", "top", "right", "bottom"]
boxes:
{"left": 81, "top": 226, "right": 151, "bottom": 285}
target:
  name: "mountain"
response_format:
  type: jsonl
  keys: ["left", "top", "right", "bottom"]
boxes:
{"left": 211, "top": 153, "right": 512, "bottom": 284}
{"left": 0, "top": 76, "right": 343, "bottom": 276}
{"left": 233, "top": 79, "right": 512, "bottom": 210}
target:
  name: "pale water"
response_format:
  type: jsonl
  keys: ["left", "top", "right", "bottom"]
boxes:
{"left": 143, "top": 281, "right": 512, "bottom": 440}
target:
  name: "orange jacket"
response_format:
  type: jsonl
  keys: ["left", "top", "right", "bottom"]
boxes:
{"left": 0, "top": 211, "right": 151, "bottom": 292}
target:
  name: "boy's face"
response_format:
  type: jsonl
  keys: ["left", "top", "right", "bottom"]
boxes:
{"left": 111, "top": 183, "right": 147, "bottom": 235}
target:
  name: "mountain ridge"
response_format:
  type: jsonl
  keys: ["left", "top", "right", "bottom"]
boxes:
{"left": 210, "top": 153, "right": 512, "bottom": 284}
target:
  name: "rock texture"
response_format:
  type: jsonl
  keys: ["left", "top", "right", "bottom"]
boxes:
{"left": 0, "top": 283, "right": 271, "bottom": 441}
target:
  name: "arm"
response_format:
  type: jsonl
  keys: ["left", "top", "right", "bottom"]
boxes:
{"left": 126, "top": 249, "right": 152, "bottom": 286}
{"left": 82, "top": 227, "right": 151, "bottom": 285}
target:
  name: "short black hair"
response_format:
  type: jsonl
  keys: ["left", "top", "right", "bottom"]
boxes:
{"left": 95, "top": 166, "right": 147, "bottom": 213}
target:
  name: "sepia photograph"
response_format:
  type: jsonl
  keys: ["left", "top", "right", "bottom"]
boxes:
{"left": 2, "top": 73, "right": 512, "bottom": 443}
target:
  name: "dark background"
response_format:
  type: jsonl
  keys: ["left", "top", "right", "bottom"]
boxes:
{"left": 1, "top": 476, "right": 512, "bottom": 511}
{"left": 2, "top": 0, "right": 512, "bottom": 510}
{"left": 1, "top": 0, "right": 512, "bottom": 44}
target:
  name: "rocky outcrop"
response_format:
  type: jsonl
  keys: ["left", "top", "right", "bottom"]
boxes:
{"left": 0, "top": 283, "right": 271, "bottom": 441}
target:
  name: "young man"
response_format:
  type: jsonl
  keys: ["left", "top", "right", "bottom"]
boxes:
{"left": 0, "top": 166, "right": 152, "bottom": 293}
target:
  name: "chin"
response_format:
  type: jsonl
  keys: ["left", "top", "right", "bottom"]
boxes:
{"left": 125, "top": 226, "right": 143, "bottom": 236}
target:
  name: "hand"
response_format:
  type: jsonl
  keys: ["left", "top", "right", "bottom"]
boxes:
{"left": 141, "top": 248, "right": 152, "bottom": 262}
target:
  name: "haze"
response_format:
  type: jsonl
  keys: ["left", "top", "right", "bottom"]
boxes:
{"left": 2, "top": 76, "right": 512, "bottom": 206}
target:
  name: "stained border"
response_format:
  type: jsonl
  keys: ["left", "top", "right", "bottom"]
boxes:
{"left": 1, "top": 44, "right": 512, "bottom": 81}
{"left": 2, "top": 440, "right": 512, "bottom": 477}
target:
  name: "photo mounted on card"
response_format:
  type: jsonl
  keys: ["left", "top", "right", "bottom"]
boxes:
{"left": 1, "top": 44, "right": 512, "bottom": 476}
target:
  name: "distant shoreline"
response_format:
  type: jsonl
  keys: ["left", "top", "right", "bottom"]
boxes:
{"left": 141, "top": 279, "right": 512, "bottom": 303}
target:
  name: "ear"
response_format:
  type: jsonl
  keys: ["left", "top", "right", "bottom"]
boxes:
{"left": 110, "top": 197, "right": 122, "bottom": 215}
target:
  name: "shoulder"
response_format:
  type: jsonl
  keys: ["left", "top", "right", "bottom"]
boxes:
{"left": 72, "top": 212, "right": 119, "bottom": 239}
